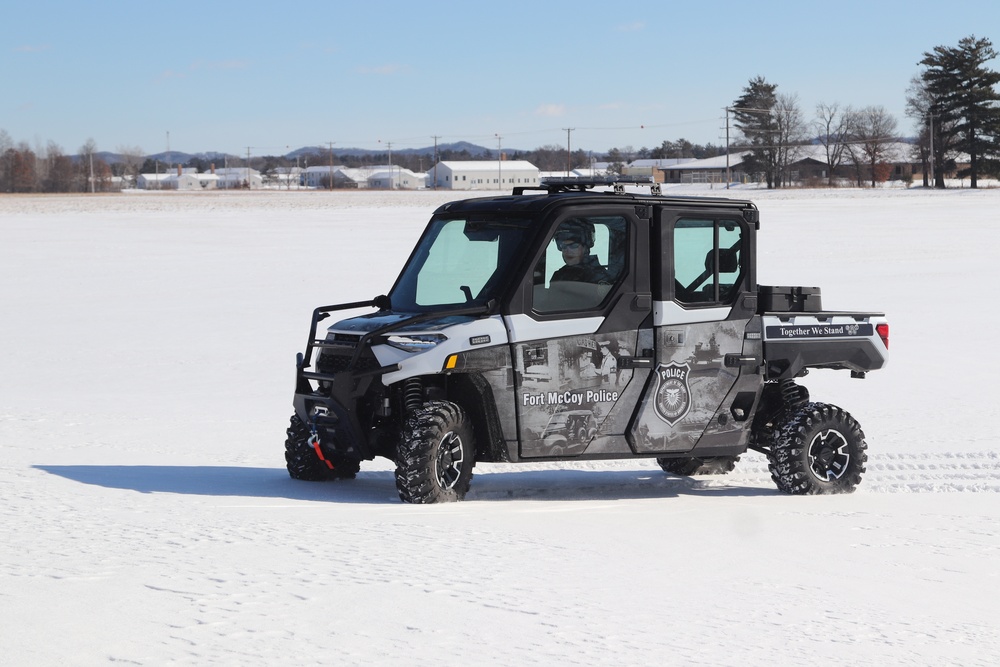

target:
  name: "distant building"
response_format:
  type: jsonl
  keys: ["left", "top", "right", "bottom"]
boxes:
{"left": 367, "top": 167, "right": 426, "bottom": 190}
{"left": 303, "top": 164, "right": 427, "bottom": 189}
{"left": 623, "top": 158, "right": 695, "bottom": 182}
{"left": 266, "top": 167, "right": 303, "bottom": 189}
{"left": 166, "top": 172, "right": 218, "bottom": 190}
{"left": 336, "top": 167, "right": 375, "bottom": 188}
{"left": 138, "top": 167, "right": 218, "bottom": 190}
{"left": 213, "top": 167, "right": 263, "bottom": 189}
{"left": 657, "top": 153, "right": 750, "bottom": 185}
{"left": 429, "top": 160, "right": 539, "bottom": 190}
{"left": 137, "top": 173, "right": 172, "bottom": 190}
{"left": 302, "top": 165, "right": 347, "bottom": 188}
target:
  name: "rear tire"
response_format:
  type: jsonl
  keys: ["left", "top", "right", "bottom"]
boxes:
{"left": 656, "top": 455, "right": 740, "bottom": 476}
{"left": 768, "top": 402, "right": 867, "bottom": 494}
{"left": 395, "top": 401, "right": 475, "bottom": 503}
{"left": 285, "top": 414, "right": 360, "bottom": 481}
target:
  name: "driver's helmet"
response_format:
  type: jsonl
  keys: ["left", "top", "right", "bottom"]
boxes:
{"left": 554, "top": 218, "right": 595, "bottom": 249}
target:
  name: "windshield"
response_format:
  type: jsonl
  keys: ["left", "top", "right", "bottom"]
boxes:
{"left": 390, "top": 216, "right": 534, "bottom": 312}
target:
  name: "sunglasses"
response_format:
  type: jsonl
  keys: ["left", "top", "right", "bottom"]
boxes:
{"left": 556, "top": 239, "right": 582, "bottom": 251}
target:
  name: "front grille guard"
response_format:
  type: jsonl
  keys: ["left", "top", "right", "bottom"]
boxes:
{"left": 296, "top": 296, "right": 494, "bottom": 385}
{"left": 293, "top": 296, "right": 493, "bottom": 460}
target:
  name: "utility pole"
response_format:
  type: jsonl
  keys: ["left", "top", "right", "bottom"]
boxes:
{"left": 495, "top": 134, "right": 502, "bottom": 190}
{"left": 725, "top": 108, "right": 731, "bottom": 188}
{"left": 385, "top": 141, "right": 393, "bottom": 190}
{"left": 328, "top": 141, "right": 336, "bottom": 190}
{"left": 928, "top": 114, "right": 935, "bottom": 187}
{"left": 246, "top": 146, "right": 251, "bottom": 189}
{"left": 563, "top": 127, "right": 574, "bottom": 176}
{"left": 431, "top": 135, "right": 441, "bottom": 189}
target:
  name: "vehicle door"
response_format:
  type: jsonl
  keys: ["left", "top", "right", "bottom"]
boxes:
{"left": 506, "top": 205, "right": 654, "bottom": 458}
{"left": 628, "top": 208, "right": 763, "bottom": 454}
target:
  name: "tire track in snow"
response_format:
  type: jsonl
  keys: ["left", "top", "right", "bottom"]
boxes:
{"left": 732, "top": 451, "right": 1000, "bottom": 493}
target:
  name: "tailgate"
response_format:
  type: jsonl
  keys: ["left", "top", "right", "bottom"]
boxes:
{"left": 761, "top": 312, "right": 889, "bottom": 379}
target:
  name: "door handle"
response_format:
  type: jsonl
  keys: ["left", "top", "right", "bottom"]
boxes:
{"left": 724, "top": 354, "right": 761, "bottom": 371}
{"left": 632, "top": 293, "right": 652, "bottom": 311}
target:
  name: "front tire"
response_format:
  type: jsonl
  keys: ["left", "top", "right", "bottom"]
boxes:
{"left": 395, "top": 401, "right": 475, "bottom": 503}
{"left": 768, "top": 402, "right": 867, "bottom": 494}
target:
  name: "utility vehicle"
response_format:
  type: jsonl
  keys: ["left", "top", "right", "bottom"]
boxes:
{"left": 285, "top": 178, "right": 889, "bottom": 502}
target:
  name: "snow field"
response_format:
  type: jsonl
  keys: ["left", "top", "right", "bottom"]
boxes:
{"left": 1, "top": 187, "right": 999, "bottom": 665}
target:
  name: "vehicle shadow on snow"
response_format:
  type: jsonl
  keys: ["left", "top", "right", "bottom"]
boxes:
{"left": 469, "top": 469, "right": 775, "bottom": 501}
{"left": 34, "top": 464, "right": 775, "bottom": 504}
{"left": 34, "top": 465, "right": 402, "bottom": 504}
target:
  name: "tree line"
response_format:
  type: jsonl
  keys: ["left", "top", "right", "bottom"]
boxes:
{"left": 2, "top": 35, "right": 998, "bottom": 193}
{"left": 605, "top": 35, "right": 1000, "bottom": 190}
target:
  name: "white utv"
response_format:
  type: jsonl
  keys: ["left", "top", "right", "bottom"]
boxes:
{"left": 286, "top": 178, "right": 889, "bottom": 503}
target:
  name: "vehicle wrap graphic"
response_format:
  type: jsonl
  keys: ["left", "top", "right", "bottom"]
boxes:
{"left": 653, "top": 362, "right": 692, "bottom": 426}
{"left": 630, "top": 321, "right": 749, "bottom": 454}
{"left": 513, "top": 330, "right": 649, "bottom": 458}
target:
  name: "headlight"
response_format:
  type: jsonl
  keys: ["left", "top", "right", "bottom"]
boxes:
{"left": 384, "top": 333, "right": 447, "bottom": 352}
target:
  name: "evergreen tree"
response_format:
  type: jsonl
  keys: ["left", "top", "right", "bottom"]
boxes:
{"left": 732, "top": 76, "right": 780, "bottom": 188}
{"left": 919, "top": 35, "right": 1000, "bottom": 187}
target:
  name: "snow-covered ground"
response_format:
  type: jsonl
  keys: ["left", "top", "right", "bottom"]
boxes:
{"left": 1, "top": 186, "right": 998, "bottom": 665}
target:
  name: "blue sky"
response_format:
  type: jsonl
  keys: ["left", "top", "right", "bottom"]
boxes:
{"left": 2, "top": 0, "right": 997, "bottom": 157}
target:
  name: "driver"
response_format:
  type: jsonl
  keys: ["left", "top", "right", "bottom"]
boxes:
{"left": 551, "top": 219, "right": 612, "bottom": 284}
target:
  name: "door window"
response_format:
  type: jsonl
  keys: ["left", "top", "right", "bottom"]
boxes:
{"left": 674, "top": 219, "right": 744, "bottom": 305}
{"left": 532, "top": 215, "right": 628, "bottom": 313}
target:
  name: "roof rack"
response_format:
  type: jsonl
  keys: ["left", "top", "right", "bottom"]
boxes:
{"left": 514, "top": 175, "right": 662, "bottom": 196}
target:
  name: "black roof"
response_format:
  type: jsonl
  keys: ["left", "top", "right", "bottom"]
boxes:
{"left": 433, "top": 178, "right": 758, "bottom": 219}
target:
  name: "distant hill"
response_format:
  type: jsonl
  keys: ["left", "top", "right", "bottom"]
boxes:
{"left": 77, "top": 142, "right": 509, "bottom": 165}
{"left": 286, "top": 141, "right": 500, "bottom": 159}
{"left": 145, "top": 150, "right": 237, "bottom": 164}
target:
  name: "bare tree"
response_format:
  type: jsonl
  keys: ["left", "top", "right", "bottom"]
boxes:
{"left": 116, "top": 144, "right": 145, "bottom": 190}
{"left": 10, "top": 142, "right": 38, "bottom": 192}
{"left": 0, "top": 129, "right": 12, "bottom": 192}
{"left": 77, "top": 138, "right": 99, "bottom": 192}
{"left": 773, "top": 93, "right": 807, "bottom": 186}
{"left": 905, "top": 76, "right": 934, "bottom": 186}
{"left": 905, "top": 74, "right": 961, "bottom": 188}
{"left": 851, "top": 106, "right": 899, "bottom": 187}
{"left": 43, "top": 141, "right": 75, "bottom": 192}
{"left": 815, "top": 102, "right": 852, "bottom": 186}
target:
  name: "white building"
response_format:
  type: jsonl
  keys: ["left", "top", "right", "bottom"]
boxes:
{"left": 138, "top": 168, "right": 219, "bottom": 190}
{"left": 266, "top": 167, "right": 303, "bottom": 189}
{"left": 302, "top": 165, "right": 346, "bottom": 188}
{"left": 367, "top": 167, "right": 426, "bottom": 190}
{"left": 429, "top": 160, "right": 539, "bottom": 190}
{"left": 137, "top": 173, "right": 172, "bottom": 190}
{"left": 165, "top": 172, "right": 218, "bottom": 191}
{"left": 332, "top": 167, "right": 372, "bottom": 189}
{"left": 213, "top": 167, "right": 263, "bottom": 190}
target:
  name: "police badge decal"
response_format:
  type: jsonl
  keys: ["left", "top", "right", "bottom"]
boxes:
{"left": 653, "top": 362, "right": 692, "bottom": 426}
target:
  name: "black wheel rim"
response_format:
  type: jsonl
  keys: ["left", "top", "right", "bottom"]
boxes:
{"left": 807, "top": 428, "right": 850, "bottom": 481}
{"left": 435, "top": 431, "right": 465, "bottom": 489}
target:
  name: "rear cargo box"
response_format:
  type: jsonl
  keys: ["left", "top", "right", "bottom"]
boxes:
{"left": 758, "top": 285, "right": 823, "bottom": 313}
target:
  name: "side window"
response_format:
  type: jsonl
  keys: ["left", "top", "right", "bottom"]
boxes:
{"left": 532, "top": 216, "right": 628, "bottom": 314}
{"left": 674, "top": 218, "right": 743, "bottom": 305}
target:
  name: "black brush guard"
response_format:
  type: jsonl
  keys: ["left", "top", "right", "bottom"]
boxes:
{"left": 292, "top": 296, "right": 491, "bottom": 460}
